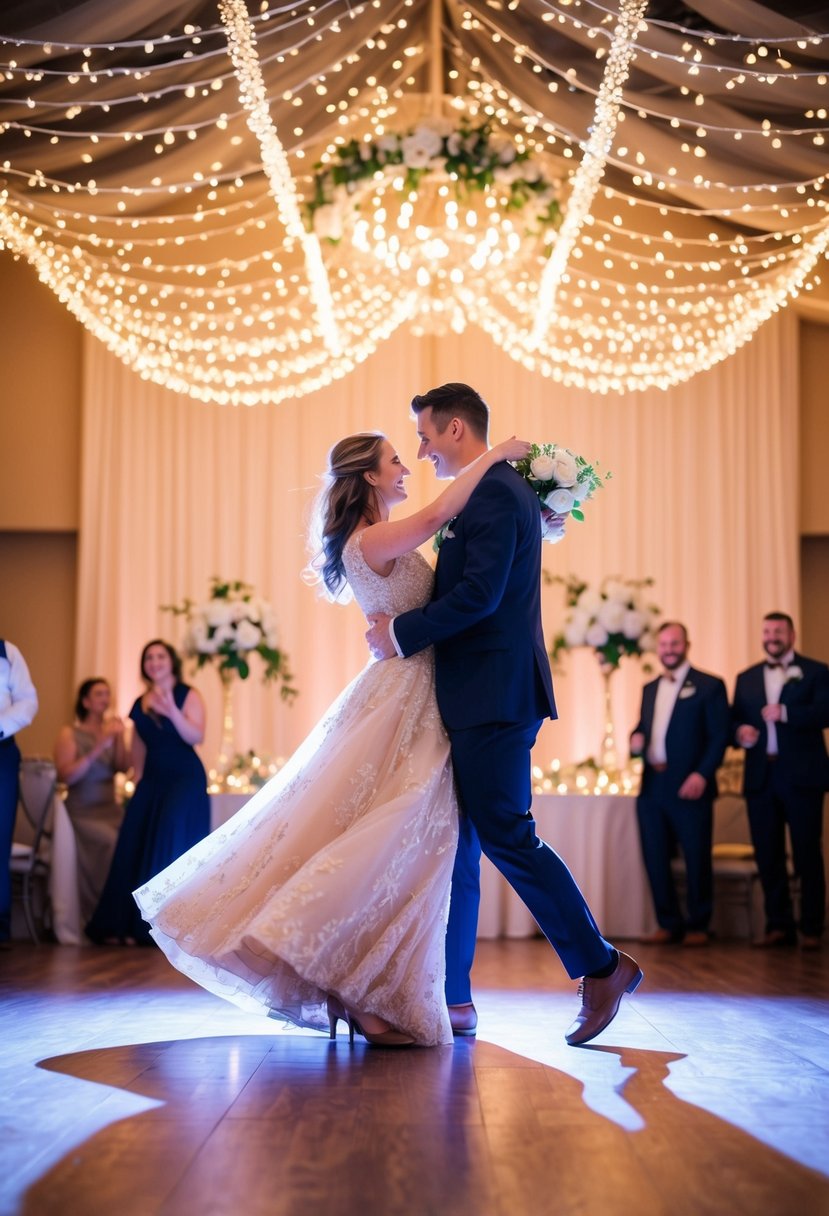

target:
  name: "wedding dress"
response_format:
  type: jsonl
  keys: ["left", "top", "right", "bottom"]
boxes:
{"left": 134, "top": 531, "right": 457, "bottom": 1046}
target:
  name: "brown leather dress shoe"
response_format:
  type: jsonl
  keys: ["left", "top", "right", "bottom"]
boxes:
{"left": 448, "top": 1002, "right": 478, "bottom": 1037}
{"left": 682, "top": 931, "right": 710, "bottom": 947}
{"left": 752, "top": 930, "right": 797, "bottom": 948}
{"left": 639, "top": 929, "right": 680, "bottom": 945}
{"left": 565, "top": 952, "right": 644, "bottom": 1047}
{"left": 800, "top": 935, "right": 822, "bottom": 950}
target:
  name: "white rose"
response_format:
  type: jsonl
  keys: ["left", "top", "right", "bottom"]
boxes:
{"left": 312, "top": 203, "right": 344, "bottom": 242}
{"left": 376, "top": 133, "right": 400, "bottom": 155}
{"left": 206, "top": 600, "right": 235, "bottom": 628}
{"left": 622, "top": 609, "right": 647, "bottom": 640}
{"left": 597, "top": 599, "right": 626, "bottom": 633}
{"left": 493, "top": 138, "right": 517, "bottom": 165}
{"left": 602, "top": 579, "right": 628, "bottom": 604}
{"left": 586, "top": 621, "right": 610, "bottom": 647}
{"left": 545, "top": 488, "right": 575, "bottom": 515}
{"left": 529, "top": 453, "right": 556, "bottom": 481}
{"left": 493, "top": 163, "right": 523, "bottom": 185}
{"left": 235, "top": 619, "right": 262, "bottom": 651}
{"left": 402, "top": 127, "right": 443, "bottom": 167}
{"left": 447, "top": 132, "right": 462, "bottom": 157}
{"left": 549, "top": 449, "right": 579, "bottom": 487}
{"left": 212, "top": 623, "right": 236, "bottom": 648}
{"left": 564, "top": 613, "right": 589, "bottom": 646}
{"left": 578, "top": 588, "right": 602, "bottom": 613}
{"left": 573, "top": 475, "right": 594, "bottom": 503}
{"left": 520, "top": 161, "right": 542, "bottom": 183}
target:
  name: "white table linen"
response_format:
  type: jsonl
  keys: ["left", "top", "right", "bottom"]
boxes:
{"left": 50, "top": 791, "right": 656, "bottom": 943}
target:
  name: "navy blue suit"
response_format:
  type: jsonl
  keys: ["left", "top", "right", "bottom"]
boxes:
{"left": 393, "top": 463, "right": 614, "bottom": 997}
{"left": 632, "top": 668, "right": 729, "bottom": 934}
{"left": 732, "top": 654, "right": 829, "bottom": 938}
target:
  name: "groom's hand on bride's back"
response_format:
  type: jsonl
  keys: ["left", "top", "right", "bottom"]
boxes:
{"left": 366, "top": 613, "right": 396, "bottom": 660}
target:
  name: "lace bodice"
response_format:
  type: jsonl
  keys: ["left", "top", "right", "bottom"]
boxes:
{"left": 342, "top": 529, "right": 434, "bottom": 617}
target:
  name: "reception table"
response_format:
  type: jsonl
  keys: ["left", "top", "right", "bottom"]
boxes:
{"left": 51, "top": 790, "right": 655, "bottom": 944}
{"left": 477, "top": 793, "right": 656, "bottom": 940}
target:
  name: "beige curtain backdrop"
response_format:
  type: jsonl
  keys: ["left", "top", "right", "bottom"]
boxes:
{"left": 76, "top": 311, "right": 799, "bottom": 774}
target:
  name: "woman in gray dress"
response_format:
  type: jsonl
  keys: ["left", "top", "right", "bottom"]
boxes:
{"left": 54, "top": 678, "right": 130, "bottom": 928}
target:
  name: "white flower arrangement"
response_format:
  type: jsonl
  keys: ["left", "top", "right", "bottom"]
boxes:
{"left": 304, "top": 119, "right": 562, "bottom": 239}
{"left": 512, "top": 444, "right": 608, "bottom": 544}
{"left": 165, "top": 578, "right": 296, "bottom": 700}
{"left": 550, "top": 575, "right": 661, "bottom": 671}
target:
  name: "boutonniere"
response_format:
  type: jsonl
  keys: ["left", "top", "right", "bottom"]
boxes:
{"left": 679, "top": 682, "right": 696, "bottom": 699}
{"left": 784, "top": 665, "right": 803, "bottom": 683}
{"left": 433, "top": 516, "right": 458, "bottom": 553}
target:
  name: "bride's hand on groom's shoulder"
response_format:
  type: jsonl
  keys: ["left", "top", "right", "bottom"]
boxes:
{"left": 366, "top": 613, "right": 395, "bottom": 661}
{"left": 496, "top": 436, "right": 532, "bottom": 463}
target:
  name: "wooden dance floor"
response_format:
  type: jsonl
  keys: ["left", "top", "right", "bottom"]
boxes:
{"left": 1, "top": 938, "right": 828, "bottom": 1215}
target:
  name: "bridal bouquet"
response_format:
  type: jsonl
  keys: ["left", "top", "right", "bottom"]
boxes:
{"left": 512, "top": 444, "right": 608, "bottom": 544}
{"left": 549, "top": 575, "right": 661, "bottom": 671}
{"left": 165, "top": 578, "right": 297, "bottom": 700}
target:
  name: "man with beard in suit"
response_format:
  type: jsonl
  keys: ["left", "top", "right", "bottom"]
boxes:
{"left": 732, "top": 612, "right": 829, "bottom": 949}
{"left": 630, "top": 622, "right": 730, "bottom": 946}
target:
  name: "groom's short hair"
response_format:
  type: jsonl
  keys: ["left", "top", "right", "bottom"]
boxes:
{"left": 411, "top": 382, "right": 489, "bottom": 441}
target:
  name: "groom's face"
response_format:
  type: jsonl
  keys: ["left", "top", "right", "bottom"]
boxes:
{"left": 415, "top": 407, "right": 457, "bottom": 480}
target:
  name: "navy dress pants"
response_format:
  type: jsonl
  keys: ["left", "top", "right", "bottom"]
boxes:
{"left": 444, "top": 719, "right": 613, "bottom": 1003}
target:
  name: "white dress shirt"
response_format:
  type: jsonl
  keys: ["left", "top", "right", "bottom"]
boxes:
{"left": 0, "top": 641, "right": 39, "bottom": 740}
{"left": 646, "top": 661, "right": 690, "bottom": 767}
{"left": 762, "top": 648, "right": 794, "bottom": 755}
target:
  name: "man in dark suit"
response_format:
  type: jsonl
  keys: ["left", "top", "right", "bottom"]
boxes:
{"left": 732, "top": 612, "right": 829, "bottom": 949}
{"left": 366, "top": 383, "right": 642, "bottom": 1046}
{"left": 630, "top": 622, "right": 730, "bottom": 947}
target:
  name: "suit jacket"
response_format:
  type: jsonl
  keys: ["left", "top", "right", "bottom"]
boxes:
{"left": 731, "top": 653, "right": 829, "bottom": 792}
{"left": 632, "top": 666, "right": 730, "bottom": 800}
{"left": 393, "top": 462, "right": 556, "bottom": 730}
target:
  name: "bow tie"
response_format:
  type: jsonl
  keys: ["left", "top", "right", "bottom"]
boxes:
{"left": 765, "top": 661, "right": 785, "bottom": 670}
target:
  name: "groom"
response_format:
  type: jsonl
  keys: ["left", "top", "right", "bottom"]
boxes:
{"left": 366, "top": 383, "right": 642, "bottom": 1045}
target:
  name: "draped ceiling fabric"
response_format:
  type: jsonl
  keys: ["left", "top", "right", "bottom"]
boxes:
{"left": 77, "top": 314, "right": 798, "bottom": 769}
{"left": 0, "top": 1, "right": 827, "bottom": 400}
{"left": 0, "top": 3, "right": 812, "bottom": 764}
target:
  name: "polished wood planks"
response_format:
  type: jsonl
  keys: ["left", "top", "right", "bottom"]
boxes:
{"left": 1, "top": 939, "right": 827, "bottom": 1216}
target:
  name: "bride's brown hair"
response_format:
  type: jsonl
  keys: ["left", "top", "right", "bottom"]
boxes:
{"left": 311, "top": 432, "right": 386, "bottom": 599}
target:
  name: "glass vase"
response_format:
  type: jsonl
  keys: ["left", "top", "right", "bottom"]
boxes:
{"left": 215, "top": 668, "right": 236, "bottom": 788}
{"left": 598, "top": 665, "right": 620, "bottom": 778}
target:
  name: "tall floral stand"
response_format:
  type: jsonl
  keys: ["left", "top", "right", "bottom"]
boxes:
{"left": 215, "top": 669, "right": 236, "bottom": 789}
{"left": 597, "top": 666, "right": 621, "bottom": 780}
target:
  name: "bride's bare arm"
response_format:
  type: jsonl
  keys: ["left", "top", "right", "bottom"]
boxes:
{"left": 360, "top": 437, "right": 531, "bottom": 567}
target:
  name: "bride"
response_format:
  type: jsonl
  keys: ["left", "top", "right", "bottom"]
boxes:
{"left": 134, "top": 430, "right": 530, "bottom": 1046}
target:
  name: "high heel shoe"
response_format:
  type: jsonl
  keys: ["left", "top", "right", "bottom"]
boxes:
{"left": 326, "top": 996, "right": 415, "bottom": 1047}
{"left": 327, "top": 996, "right": 356, "bottom": 1044}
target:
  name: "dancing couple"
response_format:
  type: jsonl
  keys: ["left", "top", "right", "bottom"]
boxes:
{"left": 136, "top": 383, "right": 642, "bottom": 1048}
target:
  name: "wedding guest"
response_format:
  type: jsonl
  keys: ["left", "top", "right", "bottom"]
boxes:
{"left": 87, "top": 640, "right": 210, "bottom": 945}
{"left": 630, "top": 622, "right": 729, "bottom": 946}
{"left": 0, "top": 638, "right": 38, "bottom": 948}
{"left": 54, "top": 678, "right": 129, "bottom": 928}
{"left": 732, "top": 612, "right": 829, "bottom": 949}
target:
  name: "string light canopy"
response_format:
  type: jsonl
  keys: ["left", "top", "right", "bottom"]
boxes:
{"left": 0, "top": 0, "right": 827, "bottom": 403}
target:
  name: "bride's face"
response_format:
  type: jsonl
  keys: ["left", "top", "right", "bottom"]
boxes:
{"left": 368, "top": 440, "right": 410, "bottom": 509}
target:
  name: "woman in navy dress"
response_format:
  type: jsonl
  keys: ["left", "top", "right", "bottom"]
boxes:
{"left": 86, "top": 640, "right": 210, "bottom": 945}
